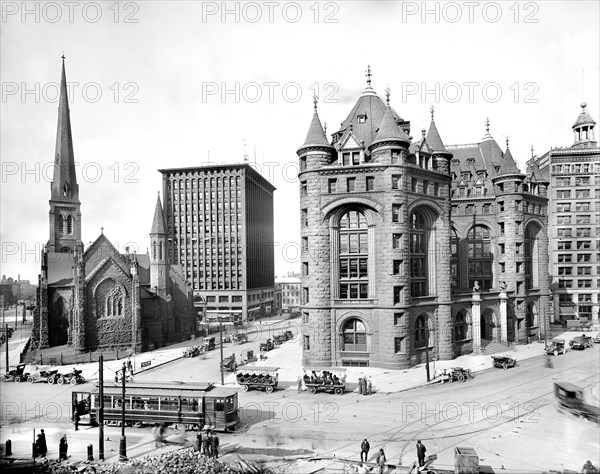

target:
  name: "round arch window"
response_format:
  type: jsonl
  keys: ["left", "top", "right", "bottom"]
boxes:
{"left": 342, "top": 318, "right": 367, "bottom": 352}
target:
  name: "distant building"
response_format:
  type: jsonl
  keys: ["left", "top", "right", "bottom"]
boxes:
{"left": 530, "top": 103, "right": 599, "bottom": 324}
{"left": 276, "top": 275, "right": 301, "bottom": 311}
{"left": 32, "top": 58, "right": 195, "bottom": 352}
{"left": 298, "top": 73, "right": 550, "bottom": 369}
{"left": 159, "top": 164, "right": 276, "bottom": 323}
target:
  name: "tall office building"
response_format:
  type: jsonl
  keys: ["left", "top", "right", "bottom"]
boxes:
{"left": 531, "top": 103, "right": 599, "bottom": 324}
{"left": 159, "top": 164, "right": 276, "bottom": 323}
{"left": 298, "top": 73, "right": 550, "bottom": 369}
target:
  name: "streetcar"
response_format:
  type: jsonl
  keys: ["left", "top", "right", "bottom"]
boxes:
{"left": 71, "top": 382, "right": 239, "bottom": 431}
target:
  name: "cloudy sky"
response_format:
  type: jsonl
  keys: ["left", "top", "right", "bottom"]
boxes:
{"left": 1, "top": 0, "right": 599, "bottom": 283}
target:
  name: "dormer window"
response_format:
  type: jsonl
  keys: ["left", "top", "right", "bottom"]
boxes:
{"left": 357, "top": 115, "right": 367, "bottom": 124}
{"left": 342, "top": 151, "right": 361, "bottom": 166}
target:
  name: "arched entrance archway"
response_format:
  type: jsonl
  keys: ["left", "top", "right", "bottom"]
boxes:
{"left": 48, "top": 295, "right": 69, "bottom": 347}
{"left": 481, "top": 308, "right": 498, "bottom": 341}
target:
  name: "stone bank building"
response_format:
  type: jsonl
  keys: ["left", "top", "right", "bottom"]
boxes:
{"left": 298, "top": 75, "right": 551, "bottom": 369}
{"left": 32, "top": 59, "right": 195, "bottom": 352}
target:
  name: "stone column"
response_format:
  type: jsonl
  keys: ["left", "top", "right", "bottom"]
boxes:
{"left": 471, "top": 292, "right": 482, "bottom": 354}
{"left": 499, "top": 290, "right": 508, "bottom": 343}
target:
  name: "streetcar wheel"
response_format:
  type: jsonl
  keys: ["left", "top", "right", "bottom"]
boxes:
{"left": 48, "top": 377, "right": 54, "bottom": 384}
{"left": 457, "top": 374, "right": 466, "bottom": 383}
{"left": 265, "top": 385, "right": 274, "bottom": 393}
{"left": 70, "top": 378, "right": 77, "bottom": 385}
{"left": 308, "top": 386, "right": 316, "bottom": 394}
{"left": 241, "top": 384, "right": 249, "bottom": 392}
{"left": 334, "top": 387, "right": 343, "bottom": 395}
{"left": 502, "top": 362, "right": 508, "bottom": 370}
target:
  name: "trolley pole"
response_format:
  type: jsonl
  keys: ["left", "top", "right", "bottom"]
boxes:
{"left": 98, "top": 354, "right": 104, "bottom": 461}
{"left": 119, "top": 362, "right": 127, "bottom": 461}
{"left": 219, "top": 317, "right": 224, "bottom": 385}
{"left": 5, "top": 324, "right": 9, "bottom": 369}
{"left": 425, "top": 327, "right": 431, "bottom": 382}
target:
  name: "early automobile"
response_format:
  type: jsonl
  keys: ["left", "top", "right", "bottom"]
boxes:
{"left": 259, "top": 339, "right": 274, "bottom": 352}
{"left": 570, "top": 335, "right": 593, "bottom": 350}
{"left": 200, "top": 337, "right": 216, "bottom": 352}
{"left": 183, "top": 346, "right": 201, "bottom": 358}
{"left": 1, "top": 364, "right": 29, "bottom": 383}
{"left": 554, "top": 381, "right": 600, "bottom": 423}
{"left": 220, "top": 354, "right": 237, "bottom": 373}
{"left": 303, "top": 367, "right": 347, "bottom": 395}
{"left": 593, "top": 333, "right": 600, "bottom": 344}
{"left": 546, "top": 339, "right": 566, "bottom": 356}
{"left": 58, "top": 368, "right": 86, "bottom": 385}
{"left": 26, "top": 365, "right": 61, "bottom": 384}
{"left": 232, "top": 333, "right": 248, "bottom": 344}
{"left": 236, "top": 366, "right": 279, "bottom": 393}
{"left": 491, "top": 355, "right": 518, "bottom": 370}
{"left": 436, "top": 367, "right": 474, "bottom": 383}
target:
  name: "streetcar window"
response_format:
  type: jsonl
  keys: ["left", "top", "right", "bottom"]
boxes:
{"left": 215, "top": 398, "right": 225, "bottom": 411}
{"left": 226, "top": 397, "right": 234, "bottom": 411}
{"left": 144, "top": 398, "right": 159, "bottom": 410}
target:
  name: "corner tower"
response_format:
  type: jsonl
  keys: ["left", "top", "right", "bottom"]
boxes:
{"left": 47, "top": 56, "right": 82, "bottom": 253}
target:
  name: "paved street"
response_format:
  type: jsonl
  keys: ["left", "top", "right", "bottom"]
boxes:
{"left": 1, "top": 331, "right": 598, "bottom": 473}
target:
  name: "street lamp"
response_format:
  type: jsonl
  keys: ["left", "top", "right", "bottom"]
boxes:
{"left": 219, "top": 317, "right": 224, "bottom": 385}
{"left": 424, "top": 325, "right": 431, "bottom": 382}
{"left": 119, "top": 361, "right": 127, "bottom": 462}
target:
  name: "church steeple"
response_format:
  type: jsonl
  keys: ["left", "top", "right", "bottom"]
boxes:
{"left": 51, "top": 55, "right": 79, "bottom": 203}
{"left": 47, "top": 56, "right": 82, "bottom": 253}
{"left": 150, "top": 193, "right": 169, "bottom": 295}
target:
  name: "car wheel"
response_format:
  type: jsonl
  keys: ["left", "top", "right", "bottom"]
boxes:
{"left": 308, "top": 386, "right": 316, "bottom": 394}
{"left": 70, "top": 378, "right": 77, "bottom": 385}
{"left": 15, "top": 377, "right": 21, "bottom": 383}
{"left": 265, "top": 385, "right": 274, "bottom": 393}
{"left": 57, "top": 377, "right": 64, "bottom": 385}
{"left": 334, "top": 387, "right": 343, "bottom": 395}
{"left": 27, "top": 376, "right": 35, "bottom": 383}
{"left": 241, "top": 384, "right": 248, "bottom": 392}
{"left": 503, "top": 362, "right": 508, "bottom": 370}
{"left": 554, "top": 350, "right": 558, "bottom": 356}
{"left": 48, "top": 377, "right": 54, "bottom": 384}
{"left": 458, "top": 374, "right": 466, "bottom": 383}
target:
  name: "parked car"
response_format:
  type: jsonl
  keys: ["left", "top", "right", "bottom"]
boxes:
{"left": 200, "top": 337, "right": 216, "bottom": 351}
{"left": 546, "top": 339, "right": 566, "bottom": 356}
{"left": 491, "top": 355, "right": 518, "bottom": 370}
{"left": 570, "top": 335, "right": 593, "bottom": 350}
{"left": 554, "top": 381, "right": 600, "bottom": 423}
{"left": 259, "top": 339, "right": 274, "bottom": 352}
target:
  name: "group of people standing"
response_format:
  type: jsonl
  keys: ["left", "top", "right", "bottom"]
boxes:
{"left": 194, "top": 431, "right": 220, "bottom": 458}
{"left": 34, "top": 430, "right": 69, "bottom": 461}
{"left": 357, "top": 376, "right": 372, "bottom": 395}
{"left": 354, "top": 439, "right": 427, "bottom": 473}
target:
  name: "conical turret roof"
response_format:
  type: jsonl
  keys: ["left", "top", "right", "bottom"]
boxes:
{"left": 498, "top": 146, "right": 522, "bottom": 176}
{"left": 370, "top": 105, "right": 410, "bottom": 148}
{"left": 298, "top": 109, "right": 333, "bottom": 153}
{"left": 426, "top": 119, "right": 450, "bottom": 154}
{"left": 151, "top": 194, "right": 167, "bottom": 235}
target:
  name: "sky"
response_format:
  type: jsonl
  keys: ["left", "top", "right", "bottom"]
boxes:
{"left": 1, "top": 0, "right": 599, "bottom": 283}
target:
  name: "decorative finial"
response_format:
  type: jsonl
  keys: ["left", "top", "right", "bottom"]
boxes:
{"left": 366, "top": 65, "right": 372, "bottom": 87}
{"left": 530, "top": 145, "right": 534, "bottom": 158}
{"left": 505, "top": 136, "right": 510, "bottom": 149}
{"left": 485, "top": 117, "right": 490, "bottom": 133}
{"left": 61, "top": 52, "right": 65, "bottom": 61}
{"left": 313, "top": 94, "right": 319, "bottom": 112}
{"left": 385, "top": 85, "right": 390, "bottom": 105}
{"left": 430, "top": 105, "right": 435, "bottom": 121}
{"left": 422, "top": 129, "right": 426, "bottom": 138}
{"left": 100, "top": 227, "right": 104, "bottom": 234}
{"left": 581, "top": 101, "right": 587, "bottom": 110}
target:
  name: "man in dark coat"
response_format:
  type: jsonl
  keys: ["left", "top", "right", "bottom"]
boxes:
{"left": 39, "top": 429, "right": 47, "bottom": 456}
{"left": 211, "top": 432, "right": 220, "bottom": 458}
{"left": 59, "top": 435, "right": 68, "bottom": 460}
{"left": 202, "top": 432, "right": 211, "bottom": 456}
{"left": 416, "top": 440, "right": 427, "bottom": 467}
{"left": 360, "top": 438, "right": 370, "bottom": 462}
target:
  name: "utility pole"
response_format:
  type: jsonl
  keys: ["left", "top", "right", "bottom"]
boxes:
{"left": 219, "top": 317, "right": 224, "bottom": 385}
{"left": 5, "top": 324, "right": 9, "bottom": 371}
{"left": 98, "top": 354, "right": 104, "bottom": 461}
{"left": 119, "top": 362, "right": 127, "bottom": 461}
{"left": 424, "top": 326, "right": 431, "bottom": 382}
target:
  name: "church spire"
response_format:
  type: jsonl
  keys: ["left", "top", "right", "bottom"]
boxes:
{"left": 151, "top": 193, "right": 167, "bottom": 235}
{"left": 51, "top": 55, "right": 79, "bottom": 202}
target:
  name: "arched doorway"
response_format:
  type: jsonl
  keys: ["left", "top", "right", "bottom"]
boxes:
{"left": 481, "top": 309, "right": 497, "bottom": 341}
{"left": 48, "top": 295, "right": 69, "bottom": 347}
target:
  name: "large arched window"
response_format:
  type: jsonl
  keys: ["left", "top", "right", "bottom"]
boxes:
{"left": 450, "top": 228, "right": 459, "bottom": 290}
{"left": 96, "top": 279, "right": 124, "bottom": 318}
{"left": 454, "top": 309, "right": 468, "bottom": 341}
{"left": 467, "top": 225, "right": 492, "bottom": 291}
{"left": 410, "top": 212, "right": 427, "bottom": 297}
{"left": 342, "top": 318, "right": 367, "bottom": 351}
{"left": 339, "top": 210, "right": 368, "bottom": 299}
{"left": 525, "top": 224, "right": 541, "bottom": 290}
{"left": 526, "top": 303, "right": 537, "bottom": 328}
{"left": 58, "top": 215, "right": 65, "bottom": 235}
{"left": 414, "top": 314, "right": 429, "bottom": 348}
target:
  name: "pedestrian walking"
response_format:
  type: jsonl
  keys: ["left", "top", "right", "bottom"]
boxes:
{"left": 202, "top": 432, "right": 211, "bottom": 456}
{"left": 367, "top": 377, "right": 372, "bottom": 395}
{"left": 360, "top": 438, "right": 370, "bottom": 462}
{"left": 39, "top": 429, "right": 47, "bottom": 457}
{"left": 59, "top": 434, "right": 68, "bottom": 460}
{"left": 416, "top": 440, "right": 427, "bottom": 467}
{"left": 194, "top": 433, "right": 202, "bottom": 452}
{"left": 127, "top": 358, "right": 133, "bottom": 374}
{"left": 297, "top": 376, "right": 302, "bottom": 393}
{"left": 73, "top": 409, "right": 80, "bottom": 431}
{"left": 211, "top": 432, "right": 220, "bottom": 458}
{"left": 376, "top": 448, "right": 386, "bottom": 474}
{"left": 358, "top": 377, "right": 363, "bottom": 394}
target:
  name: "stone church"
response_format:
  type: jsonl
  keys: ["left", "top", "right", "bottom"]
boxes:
{"left": 298, "top": 70, "right": 551, "bottom": 369}
{"left": 32, "top": 59, "right": 195, "bottom": 352}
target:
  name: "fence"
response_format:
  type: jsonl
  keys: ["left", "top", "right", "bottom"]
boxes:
{"left": 21, "top": 347, "right": 132, "bottom": 366}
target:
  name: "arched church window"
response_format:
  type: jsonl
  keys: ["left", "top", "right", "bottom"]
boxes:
{"left": 410, "top": 211, "right": 427, "bottom": 297}
{"left": 153, "top": 242, "right": 157, "bottom": 260}
{"left": 467, "top": 225, "right": 492, "bottom": 291}
{"left": 342, "top": 318, "right": 367, "bottom": 351}
{"left": 58, "top": 215, "right": 65, "bottom": 235}
{"left": 338, "top": 209, "right": 368, "bottom": 299}
{"left": 159, "top": 242, "right": 163, "bottom": 261}
{"left": 67, "top": 215, "right": 73, "bottom": 235}
{"left": 63, "top": 183, "right": 70, "bottom": 197}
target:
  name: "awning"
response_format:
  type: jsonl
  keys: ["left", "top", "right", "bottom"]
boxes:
{"left": 559, "top": 307, "right": 576, "bottom": 316}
